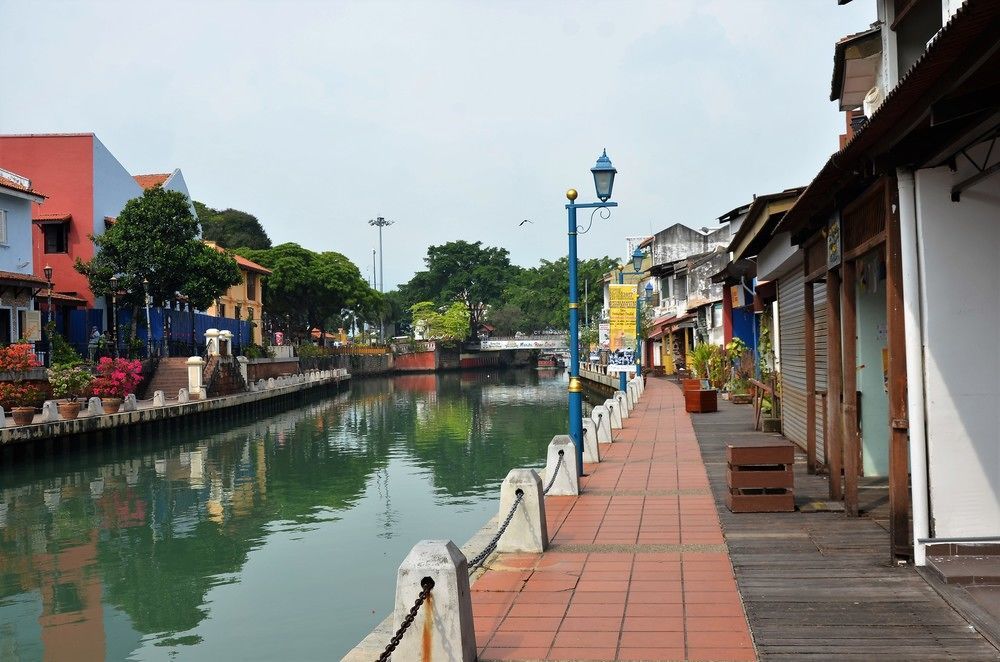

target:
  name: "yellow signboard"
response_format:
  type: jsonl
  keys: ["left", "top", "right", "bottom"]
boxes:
{"left": 608, "top": 284, "right": 638, "bottom": 351}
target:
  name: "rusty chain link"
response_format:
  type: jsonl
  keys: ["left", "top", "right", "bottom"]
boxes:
{"left": 376, "top": 576, "right": 435, "bottom": 662}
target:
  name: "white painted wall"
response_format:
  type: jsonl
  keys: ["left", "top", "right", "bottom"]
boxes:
{"left": 916, "top": 142, "right": 1000, "bottom": 539}
{"left": 92, "top": 137, "right": 143, "bottom": 309}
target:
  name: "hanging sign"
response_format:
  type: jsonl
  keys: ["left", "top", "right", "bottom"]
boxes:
{"left": 609, "top": 284, "right": 638, "bottom": 352}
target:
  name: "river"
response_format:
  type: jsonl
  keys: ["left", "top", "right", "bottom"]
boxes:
{"left": 0, "top": 369, "right": 575, "bottom": 661}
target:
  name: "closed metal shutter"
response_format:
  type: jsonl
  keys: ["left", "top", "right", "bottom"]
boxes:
{"left": 778, "top": 269, "right": 827, "bottom": 464}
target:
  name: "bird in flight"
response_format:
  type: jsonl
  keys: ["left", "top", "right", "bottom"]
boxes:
{"left": 519, "top": 219, "right": 533, "bottom": 226}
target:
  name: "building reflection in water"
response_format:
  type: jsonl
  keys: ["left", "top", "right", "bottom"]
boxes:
{"left": 0, "top": 370, "right": 568, "bottom": 660}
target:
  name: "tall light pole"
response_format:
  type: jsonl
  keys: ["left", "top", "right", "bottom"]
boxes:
{"left": 565, "top": 149, "right": 618, "bottom": 476}
{"left": 110, "top": 274, "right": 120, "bottom": 358}
{"left": 43, "top": 265, "right": 53, "bottom": 367}
{"left": 369, "top": 216, "right": 394, "bottom": 343}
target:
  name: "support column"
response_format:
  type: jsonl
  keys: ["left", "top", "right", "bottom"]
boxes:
{"left": 887, "top": 175, "right": 914, "bottom": 561}
{"left": 804, "top": 279, "right": 817, "bottom": 474}
{"left": 826, "top": 268, "right": 844, "bottom": 501}
{"left": 841, "top": 260, "right": 860, "bottom": 516}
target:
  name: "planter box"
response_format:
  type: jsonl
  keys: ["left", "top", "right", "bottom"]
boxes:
{"left": 731, "top": 393, "right": 752, "bottom": 405}
{"left": 682, "top": 378, "right": 705, "bottom": 392}
{"left": 761, "top": 417, "right": 782, "bottom": 433}
{"left": 726, "top": 440, "right": 795, "bottom": 513}
{"left": 726, "top": 489, "right": 795, "bottom": 513}
{"left": 684, "top": 389, "right": 717, "bottom": 413}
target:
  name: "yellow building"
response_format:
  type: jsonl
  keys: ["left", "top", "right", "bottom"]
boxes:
{"left": 203, "top": 241, "right": 272, "bottom": 344}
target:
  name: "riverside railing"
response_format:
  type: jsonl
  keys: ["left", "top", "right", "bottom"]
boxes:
{"left": 370, "top": 375, "right": 646, "bottom": 661}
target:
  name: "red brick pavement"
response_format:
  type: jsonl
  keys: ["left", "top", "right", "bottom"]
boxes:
{"left": 472, "top": 378, "right": 756, "bottom": 661}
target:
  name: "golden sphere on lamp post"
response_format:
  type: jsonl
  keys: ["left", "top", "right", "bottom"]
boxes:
{"left": 566, "top": 188, "right": 578, "bottom": 201}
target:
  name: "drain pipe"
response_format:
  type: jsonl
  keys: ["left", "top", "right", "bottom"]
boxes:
{"left": 897, "top": 168, "right": 930, "bottom": 566}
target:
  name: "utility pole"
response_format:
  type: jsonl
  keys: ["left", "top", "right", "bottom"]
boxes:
{"left": 369, "top": 216, "right": 394, "bottom": 343}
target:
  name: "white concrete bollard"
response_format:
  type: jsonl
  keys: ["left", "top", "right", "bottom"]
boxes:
{"left": 0, "top": 407, "right": 7, "bottom": 428}
{"left": 497, "top": 469, "right": 548, "bottom": 553}
{"left": 153, "top": 390, "right": 166, "bottom": 407}
{"left": 614, "top": 391, "right": 631, "bottom": 418}
{"left": 634, "top": 375, "right": 645, "bottom": 395}
{"left": 603, "top": 399, "right": 623, "bottom": 429}
{"left": 591, "top": 405, "right": 613, "bottom": 442}
{"left": 178, "top": 388, "right": 190, "bottom": 403}
{"left": 393, "top": 540, "right": 476, "bottom": 662}
{"left": 40, "top": 401, "right": 59, "bottom": 423}
{"left": 237, "top": 356, "right": 249, "bottom": 385}
{"left": 123, "top": 394, "right": 137, "bottom": 412}
{"left": 544, "top": 435, "right": 580, "bottom": 496}
{"left": 267, "top": 378, "right": 276, "bottom": 390}
{"left": 87, "top": 397, "right": 103, "bottom": 416}
{"left": 187, "top": 356, "right": 205, "bottom": 399}
{"left": 627, "top": 382, "right": 638, "bottom": 408}
{"left": 581, "top": 418, "right": 601, "bottom": 463}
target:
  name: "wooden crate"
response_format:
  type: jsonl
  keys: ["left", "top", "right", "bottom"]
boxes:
{"left": 684, "top": 389, "right": 717, "bottom": 413}
{"left": 726, "top": 440, "right": 795, "bottom": 513}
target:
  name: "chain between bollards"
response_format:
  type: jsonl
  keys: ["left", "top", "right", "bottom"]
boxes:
{"left": 468, "top": 489, "right": 524, "bottom": 573}
{"left": 376, "top": 576, "right": 435, "bottom": 662}
{"left": 543, "top": 451, "right": 564, "bottom": 495}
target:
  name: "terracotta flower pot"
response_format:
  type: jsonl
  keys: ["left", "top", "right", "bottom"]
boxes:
{"left": 101, "top": 397, "right": 123, "bottom": 414}
{"left": 58, "top": 401, "right": 82, "bottom": 420}
{"left": 10, "top": 406, "right": 35, "bottom": 425}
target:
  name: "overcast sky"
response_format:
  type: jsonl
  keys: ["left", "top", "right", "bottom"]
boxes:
{"left": 1, "top": 0, "right": 872, "bottom": 290}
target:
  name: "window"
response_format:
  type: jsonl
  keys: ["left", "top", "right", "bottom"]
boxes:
{"left": 246, "top": 272, "right": 257, "bottom": 301}
{"left": 43, "top": 224, "right": 69, "bottom": 253}
{"left": 218, "top": 303, "right": 226, "bottom": 318}
{"left": 234, "top": 305, "right": 242, "bottom": 321}
{"left": 0, "top": 209, "right": 7, "bottom": 244}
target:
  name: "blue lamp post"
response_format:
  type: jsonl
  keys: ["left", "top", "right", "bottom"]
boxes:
{"left": 566, "top": 149, "right": 618, "bottom": 476}
{"left": 636, "top": 280, "right": 653, "bottom": 378}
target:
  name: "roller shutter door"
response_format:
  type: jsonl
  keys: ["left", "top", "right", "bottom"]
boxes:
{"left": 778, "top": 269, "right": 827, "bottom": 464}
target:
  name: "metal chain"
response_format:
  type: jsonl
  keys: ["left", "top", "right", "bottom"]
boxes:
{"left": 468, "top": 490, "right": 524, "bottom": 573}
{"left": 543, "top": 452, "right": 564, "bottom": 495}
{"left": 376, "top": 577, "right": 435, "bottom": 662}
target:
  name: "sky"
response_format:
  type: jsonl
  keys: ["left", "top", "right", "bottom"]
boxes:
{"left": 0, "top": 0, "right": 873, "bottom": 291}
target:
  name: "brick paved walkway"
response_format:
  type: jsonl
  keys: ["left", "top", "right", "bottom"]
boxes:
{"left": 471, "top": 378, "right": 756, "bottom": 661}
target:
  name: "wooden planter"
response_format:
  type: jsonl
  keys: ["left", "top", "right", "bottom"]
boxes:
{"left": 684, "top": 389, "right": 718, "bottom": 413}
{"left": 101, "top": 397, "right": 123, "bottom": 414}
{"left": 58, "top": 401, "right": 82, "bottom": 420}
{"left": 731, "top": 393, "right": 752, "bottom": 405}
{"left": 682, "top": 378, "right": 704, "bottom": 392}
{"left": 10, "top": 406, "right": 34, "bottom": 425}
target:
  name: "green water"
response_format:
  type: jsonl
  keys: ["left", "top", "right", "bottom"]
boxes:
{"left": 0, "top": 369, "right": 571, "bottom": 661}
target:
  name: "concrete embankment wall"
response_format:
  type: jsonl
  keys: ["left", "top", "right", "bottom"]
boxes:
{"left": 0, "top": 375, "right": 350, "bottom": 449}
{"left": 300, "top": 353, "right": 393, "bottom": 376}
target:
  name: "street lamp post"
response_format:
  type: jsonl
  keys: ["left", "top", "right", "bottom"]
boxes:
{"left": 636, "top": 280, "right": 653, "bottom": 378}
{"left": 110, "top": 274, "right": 119, "bottom": 358}
{"left": 43, "top": 265, "right": 53, "bottom": 367}
{"left": 565, "top": 149, "right": 618, "bottom": 476}
{"left": 143, "top": 277, "right": 152, "bottom": 357}
{"left": 369, "top": 216, "right": 394, "bottom": 344}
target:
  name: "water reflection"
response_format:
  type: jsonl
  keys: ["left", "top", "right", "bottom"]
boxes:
{"left": 0, "top": 369, "right": 569, "bottom": 660}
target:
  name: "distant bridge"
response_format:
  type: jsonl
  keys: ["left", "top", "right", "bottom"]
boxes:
{"left": 478, "top": 336, "right": 568, "bottom": 351}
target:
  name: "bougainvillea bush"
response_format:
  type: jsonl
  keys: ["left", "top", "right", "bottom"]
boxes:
{"left": 91, "top": 358, "right": 142, "bottom": 399}
{"left": 0, "top": 343, "right": 45, "bottom": 408}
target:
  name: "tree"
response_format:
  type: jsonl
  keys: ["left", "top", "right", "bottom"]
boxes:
{"left": 487, "top": 304, "right": 524, "bottom": 336}
{"left": 409, "top": 301, "right": 469, "bottom": 341}
{"left": 76, "top": 187, "right": 241, "bottom": 342}
{"left": 399, "top": 241, "right": 516, "bottom": 339}
{"left": 195, "top": 200, "right": 272, "bottom": 250}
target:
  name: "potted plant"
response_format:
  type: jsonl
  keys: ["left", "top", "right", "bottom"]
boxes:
{"left": 91, "top": 357, "right": 142, "bottom": 414}
{"left": 0, "top": 343, "right": 43, "bottom": 425}
{"left": 685, "top": 343, "right": 719, "bottom": 413}
{"left": 47, "top": 365, "right": 93, "bottom": 419}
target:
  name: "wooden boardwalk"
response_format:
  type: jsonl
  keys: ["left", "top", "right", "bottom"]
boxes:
{"left": 689, "top": 386, "right": 999, "bottom": 661}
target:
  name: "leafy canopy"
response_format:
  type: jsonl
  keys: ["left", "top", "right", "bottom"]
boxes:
{"left": 194, "top": 200, "right": 272, "bottom": 250}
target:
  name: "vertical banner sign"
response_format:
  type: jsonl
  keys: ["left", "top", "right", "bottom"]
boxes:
{"left": 608, "top": 284, "right": 638, "bottom": 352}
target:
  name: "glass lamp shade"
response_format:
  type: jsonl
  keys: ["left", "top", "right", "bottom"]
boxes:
{"left": 591, "top": 149, "right": 617, "bottom": 202}
{"left": 43, "top": 265, "right": 53, "bottom": 282}
{"left": 645, "top": 281, "right": 654, "bottom": 303}
{"left": 632, "top": 247, "right": 644, "bottom": 273}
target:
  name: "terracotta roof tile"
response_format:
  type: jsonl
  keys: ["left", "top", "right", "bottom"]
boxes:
{"left": 34, "top": 212, "right": 71, "bottom": 222}
{"left": 204, "top": 241, "right": 272, "bottom": 275}
{"left": 0, "top": 270, "right": 47, "bottom": 286}
{"left": 133, "top": 173, "right": 171, "bottom": 189}
{"left": 0, "top": 171, "right": 45, "bottom": 199}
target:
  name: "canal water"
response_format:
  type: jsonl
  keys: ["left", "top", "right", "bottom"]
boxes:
{"left": 0, "top": 369, "right": 574, "bottom": 661}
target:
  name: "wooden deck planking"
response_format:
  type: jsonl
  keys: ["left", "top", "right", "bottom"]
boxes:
{"left": 687, "top": 389, "right": 1000, "bottom": 661}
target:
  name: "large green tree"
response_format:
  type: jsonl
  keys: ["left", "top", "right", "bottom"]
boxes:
{"left": 399, "top": 241, "right": 516, "bottom": 339}
{"left": 77, "top": 188, "right": 242, "bottom": 340}
{"left": 239, "top": 243, "right": 376, "bottom": 342}
{"left": 195, "top": 201, "right": 272, "bottom": 250}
